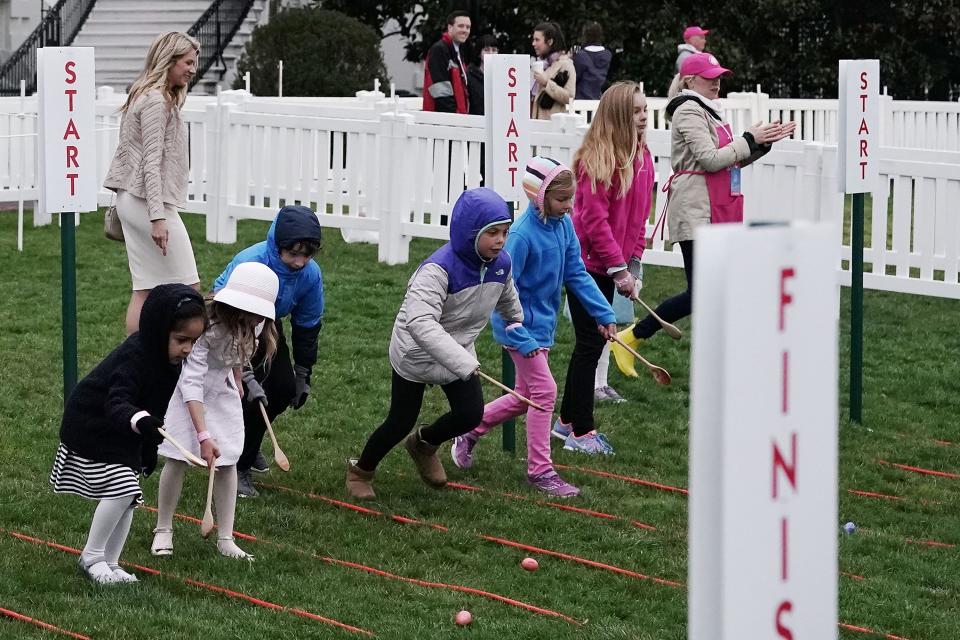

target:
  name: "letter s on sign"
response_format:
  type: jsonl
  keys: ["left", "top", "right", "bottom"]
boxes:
{"left": 859, "top": 71, "right": 868, "bottom": 91}
{"left": 65, "top": 60, "right": 77, "bottom": 84}
{"left": 507, "top": 67, "right": 517, "bottom": 88}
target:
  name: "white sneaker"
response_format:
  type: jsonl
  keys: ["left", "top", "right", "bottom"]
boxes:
{"left": 110, "top": 566, "right": 139, "bottom": 583}
{"left": 217, "top": 537, "right": 254, "bottom": 561}
{"left": 151, "top": 527, "right": 173, "bottom": 556}
{"left": 79, "top": 559, "right": 121, "bottom": 584}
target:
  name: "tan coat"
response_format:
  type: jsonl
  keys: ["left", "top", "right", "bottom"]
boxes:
{"left": 104, "top": 89, "right": 189, "bottom": 221}
{"left": 666, "top": 99, "right": 767, "bottom": 242}
{"left": 532, "top": 55, "right": 576, "bottom": 120}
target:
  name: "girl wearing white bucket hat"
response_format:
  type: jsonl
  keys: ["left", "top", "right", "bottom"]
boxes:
{"left": 152, "top": 262, "right": 279, "bottom": 561}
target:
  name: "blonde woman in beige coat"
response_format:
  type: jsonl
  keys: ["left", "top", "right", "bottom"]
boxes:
{"left": 613, "top": 52, "right": 795, "bottom": 376}
{"left": 104, "top": 32, "right": 200, "bottom": 335}
{"left": 531, "top": 22, "right": 576, "bottom": 120}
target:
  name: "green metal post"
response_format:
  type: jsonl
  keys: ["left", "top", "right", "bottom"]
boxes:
{"left": 501, "top": 200, "right": 516, "bottom": 453}
{"left": 61, "top": 212, "right": 78, "bottom": 404}
{"left": 850, "top": 193, "right": 864, "bottom": 423}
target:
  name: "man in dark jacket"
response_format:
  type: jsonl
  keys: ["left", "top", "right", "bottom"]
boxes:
{"left": 573, "top": 22, "right": 613, "bottom": 100}
{"left": 423, "top": 11, "right": 471, "bottom": 113}
{"left": 213, "top": 205, "right": 324, "bottom": 497}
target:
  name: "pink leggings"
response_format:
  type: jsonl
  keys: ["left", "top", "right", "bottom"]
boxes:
{"left": 470, "top": 349, "right": 556, "bottom": 477}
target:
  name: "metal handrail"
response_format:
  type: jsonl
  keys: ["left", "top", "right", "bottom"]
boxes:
{"left": 187, "top": 0, "right": 256, "bottom": 87}
{"left": 0, "top": 0, "right": 97, "bottom": 95}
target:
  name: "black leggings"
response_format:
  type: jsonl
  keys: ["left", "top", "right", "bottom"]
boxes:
{"left": 634, "top": 240, "right": 694, "bottom": 340}
{"left": 559, "top": 271, "right": 616, "bottom": 437}
{"left": 237, "top": 323, "right": 296, "bottom": 472}
{"left": 356, "top": 370, "right": 484, "bottom": 472}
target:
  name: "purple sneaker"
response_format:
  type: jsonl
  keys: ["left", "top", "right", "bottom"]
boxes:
{"left": 528, "top": 471, "right": 580, "bottom": 497}
{"left": 450, "top": 434, "right": 477, "bottom": 469}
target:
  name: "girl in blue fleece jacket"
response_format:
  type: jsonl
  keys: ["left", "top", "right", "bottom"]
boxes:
{"left": 450, "top": 157, "right": 617, "bottom": 497}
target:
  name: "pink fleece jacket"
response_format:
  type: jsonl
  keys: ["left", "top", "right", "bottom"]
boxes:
{"left": 572, "top": 145, "right": 654, "bottom": 274}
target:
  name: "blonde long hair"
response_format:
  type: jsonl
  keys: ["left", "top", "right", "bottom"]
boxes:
{"left": 121, "top": 31, "right": 199, "bottom": 113}
{"left": 572, "top": 81, "right": 643, "bottom": 197}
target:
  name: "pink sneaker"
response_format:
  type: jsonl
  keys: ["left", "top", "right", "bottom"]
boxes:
{"left": 450, "top": 434, "right": 477, "bottom": 469}
{"left": 528, "top": 471, "right": 580, "bottom": 498}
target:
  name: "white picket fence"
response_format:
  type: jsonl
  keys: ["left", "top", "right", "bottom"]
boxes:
{"left": 2, "top": 88, "right": 959, "bottom": 299}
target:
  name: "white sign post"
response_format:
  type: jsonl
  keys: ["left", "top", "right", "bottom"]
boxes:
{"left": 689, "top": 223, "right": 839, "bottom": 640}
{"left": 38, "top": 46, "right": 96, "bottom": 402}
{"left": 837, "top": 59, "right": 879, "bottom": 424}
{"left": 484, "top": 54, "right": 530, "bottom": 203}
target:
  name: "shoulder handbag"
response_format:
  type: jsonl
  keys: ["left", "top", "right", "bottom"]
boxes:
{"left": 537, "top": 70, "right": 569, "bottom": 111}
{"left": 104, "top": 195, "right": 123, "bottom": 241}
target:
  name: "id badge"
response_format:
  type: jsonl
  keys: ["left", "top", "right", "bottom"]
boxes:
{"left": 730, "top": 166, "right": 742, "bottom": 196}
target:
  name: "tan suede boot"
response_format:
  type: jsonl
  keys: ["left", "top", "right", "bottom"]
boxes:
{"left": 404, "top": 428, "right": 447, "bottom": 487}
{"left": 345, "top": 463, "right": 376, "bottom": 500}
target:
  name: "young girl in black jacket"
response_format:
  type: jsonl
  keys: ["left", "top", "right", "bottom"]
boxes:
{"left": 50, "top": 284, "right": 206, "bottom": 584}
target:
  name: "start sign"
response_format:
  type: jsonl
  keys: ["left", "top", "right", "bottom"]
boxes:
{"left": 689, "top": 223, "right": 839, "bottom": 640}
{"left": 484, "top": 54, "right": 530, "bottom": 202}
{"left": 38, "top": 47, "right": 96, "bottom": 213}
{"left": 838, "top": 60, "right": 879, "bottom": 193}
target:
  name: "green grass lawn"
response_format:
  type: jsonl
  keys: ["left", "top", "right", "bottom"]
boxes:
{"left": 0, "top": 210, "right": 957, "bottom": 640}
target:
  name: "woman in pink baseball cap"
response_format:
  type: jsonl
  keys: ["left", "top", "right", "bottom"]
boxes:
{"left": 611, "top": 52, "right": 795, "bottom": 376}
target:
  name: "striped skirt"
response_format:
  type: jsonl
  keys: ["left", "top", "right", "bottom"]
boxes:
{"left": 49, "top": 443, "right": 143, "bottom": 504}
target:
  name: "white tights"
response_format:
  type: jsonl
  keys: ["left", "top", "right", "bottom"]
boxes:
{"left": 81, "top": 496, "right": 136, "bottom": 568}
{"left": 155, "top": 460, "right": 252, "bottom": 560}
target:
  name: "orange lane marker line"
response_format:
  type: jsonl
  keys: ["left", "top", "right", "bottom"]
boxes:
{"left": 0, "top": 606, "right": 91, "bottom": 640}
{"left": 839, "top": 621, "right": 912, "bottom": 640}
{"left": 478, "top": 535, "right": 684, "bottom": 588}
{"left": 878, "top": 460, "right": 960, "bottom": 479}
{"left": 905, "top": 539, "right": 957, "bottom": 550}
{"left": 2, "top": 530, "right": 374, "bottom": 637}
{"left": 444, "top": 480, "right": 657, "bottom": 530}
{"left": 553, "top": 464, "right": 689, "bottom": 495}
{"left": 255, "top": 484, "right": 684, "bottom": 589}
{"left": 140, "top": 506, "right": 580, "bottom": 626}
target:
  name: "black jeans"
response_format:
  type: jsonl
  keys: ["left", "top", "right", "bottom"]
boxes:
{"left": 634, "top": 240, "right": 694, "bottom": 340}
{"left": 356, "top": 370, "right": 484, "bottom": 472}
{"left": 237, "top": 323, "right": 296, "bottom": 472}
{"left": 559, "top": 271, "right": 616, "bottom": 437}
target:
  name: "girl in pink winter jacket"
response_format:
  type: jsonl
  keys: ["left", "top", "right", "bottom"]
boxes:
{"left": 552, "top": 81, "right": 654, "bottom": 456}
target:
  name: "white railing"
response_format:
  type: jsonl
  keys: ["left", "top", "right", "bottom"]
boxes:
{"left": 2, "top": 88, "right": 960, "bottom": 299}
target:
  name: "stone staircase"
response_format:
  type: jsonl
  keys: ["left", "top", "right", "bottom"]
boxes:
{"left": 71, "top": 0, "right": 265, "bottom": 94}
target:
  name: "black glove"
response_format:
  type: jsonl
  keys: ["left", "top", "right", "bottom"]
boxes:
{"left": 136, "top": 415, "right": 165, "bottom": 447}
{"left": 242, "top": 368, "right": 267, "bottom": 406}
{"left": 141, "top": 441, "right": 158, "bottom": 477}
{"left": 292, "top": 365, "right": 311, "bottom": 409}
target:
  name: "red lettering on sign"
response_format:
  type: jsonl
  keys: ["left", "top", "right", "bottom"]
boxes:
{"left": 779, "top": 267, "right": 795, "bottom": 331}
{"left": 780, "top": 517, "right": 789, "bottom": 581}
{"left": 66, "top": 146, "right": 79, "bottom": 168}
{"left": 858, "top": 118, "right": 869, "bottom": 135}
{"left": 507, "top": 91, "right": 517, "bottom": 112}
{"left": 505, "top": 118, "right": 519, "bottom": 137}
{"left": 860, "top": 161, "right": 868, "bottom": 179}
{"left": 64, "top": 60, "right": 77, "bottom": 84}
{"left": 859, "top": 93, "right": 868, "bottom": 112}
{"left": 65, "top": 89, "right": 77, "bottom": 111}
{"left": 775, "top": 601, "right": 794, "bottom": 640}
{"left": 781, "top": 351, "right": 789, "bottom": 414}
{"left": 66, "top": 173, "right": 78, "bottom": 196}
{"left": 859, "top": 71, "right": 868, "bottom": 91}
{"left": 772, "top": 432, "right": 798, "bottom": 499}
{"left": 860, "top": 139, "right": 868, "bottom": 157}
{"left": 507, "top": 67, "right": 517, "bottom": 88}
{"left": 63, "top": 118, "right": 80, "bottom": 141}
{"left": 508, "top": 166, "right": 517, "bottom": 187}
{"left": 508, "top": 141, "right": 518, "bottom": 162}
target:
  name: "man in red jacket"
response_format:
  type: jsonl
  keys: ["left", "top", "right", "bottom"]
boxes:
{"left": 423, "top": 11, "right": 471, "bottom": 113}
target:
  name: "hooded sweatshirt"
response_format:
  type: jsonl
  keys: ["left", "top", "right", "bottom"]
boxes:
{"left": 573, "top": 45, "right": 612, "bottom": 100}
{"left": 675, "top": 43, "right": 699, "bottom": 72}
{"left": 389, "top": 188, "right": 531, "bottom": 385}
{"left": 492, "top": 202, "right": 615, "bottom": 351}
{"left": 59, "top": 284, "right": 204, "bottom": 468}
{"left": 214, "top": 205, "right": 324, "bottom": 370}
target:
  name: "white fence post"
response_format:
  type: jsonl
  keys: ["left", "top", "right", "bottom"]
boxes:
{"left": 377, "top": 110, "right": 414, "bottom": 264}
{"left": 205, "top": 97, "right": 239, "bottom": 243}
{"left": 879, "top": 93, "right": 893, "bottom": 146}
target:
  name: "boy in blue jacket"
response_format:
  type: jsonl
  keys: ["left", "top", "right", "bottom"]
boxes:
{"left": 213, "top": 205, "right": 324, "bottom": 497}
{"left": 451, "top": 157, "right": 617, "bottom": 496}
